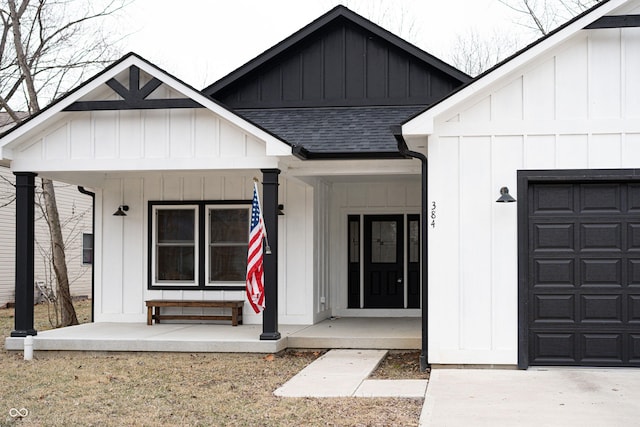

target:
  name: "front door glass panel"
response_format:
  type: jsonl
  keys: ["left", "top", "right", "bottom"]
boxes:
{"left": 370, "top": 220, "right": 397, "bottom": 263}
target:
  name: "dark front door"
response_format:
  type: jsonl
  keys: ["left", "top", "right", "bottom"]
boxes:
{"left": 526, "top": 181, "right": 640, "bottom": 367}
{"left": 364, "top": 215, "right": 404, "bottom": 308}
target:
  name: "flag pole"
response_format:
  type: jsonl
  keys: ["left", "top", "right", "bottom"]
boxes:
{"left": 253, "top": 177, "right": 271, "bottom": 254}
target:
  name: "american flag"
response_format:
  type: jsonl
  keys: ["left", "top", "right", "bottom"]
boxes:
{"left": 246, "top": 182, "right": 265, "bottom": 313}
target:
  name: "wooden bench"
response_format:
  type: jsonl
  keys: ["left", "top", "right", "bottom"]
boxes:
{"left": 145, "top": 300, "right": 244, "bottom": 326}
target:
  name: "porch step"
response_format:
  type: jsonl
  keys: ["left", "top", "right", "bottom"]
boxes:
{"left": 286, "top": 317, "right": 420, "bottom": 350}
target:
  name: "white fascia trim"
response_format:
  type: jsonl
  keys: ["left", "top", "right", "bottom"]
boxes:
{"left": 283, "top": 158, "right": 421, "bottom": 177}
{"left": 401, "top": 0, "right": 628, "bottom": 138}
{"left": 9, "top": 156, "right": 282, "bottom": 173}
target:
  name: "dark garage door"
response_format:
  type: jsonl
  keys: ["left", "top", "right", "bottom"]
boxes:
{"left": 526, "top": 181, "right": 640, "bottom": 366}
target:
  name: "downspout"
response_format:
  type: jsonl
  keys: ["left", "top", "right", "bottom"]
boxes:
{"left": 390, "top": 125, "right": 429, "bottom": 372}
{"left": 77, "top": 186, "right": 95, "bottom": 322}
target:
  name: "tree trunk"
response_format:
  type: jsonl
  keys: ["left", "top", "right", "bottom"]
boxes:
{"left": 41, "top": 178, "right": 78, "bottom": 326}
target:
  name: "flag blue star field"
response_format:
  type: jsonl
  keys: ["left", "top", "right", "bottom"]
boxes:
{"left": 246, "top": 182, "right": 265, "bottom": 313}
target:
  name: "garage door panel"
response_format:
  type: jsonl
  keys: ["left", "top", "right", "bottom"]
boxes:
{"left": 629, "top": 295, "right": 640, "bottom": 322}
{"left": 582, "top": 333, "right": 623, "bottom": 363}
{"left": 533, "top": 223, "right": 575, "bottom": 251}
{"left": 627, "top": 184, "right": 640, "bottom": 212}
{"left": 533, "top": 295, "right": 575, "bottom": 323}
{"left": 579, "top": 183, "right": 623, "bottom": 213}
{"left": 581, "top": 259, "right": 622, "bottom": 286}
{"left": 531, "top": 332, "right": 577, "bottom": 363}
{"left": 627, "top": 260, "right": 640, "bottom": 284}
{"left": 532, "top": 184, "right": 574, "bottom": 214}
{"left": 534, "top": 259, "right": 575, "bottom": 286}
{"left": 580, "top": 223, "right": 622, "bottom": 251}
{"left": 631, "top": 335, "right": 640, "bottom": 362}
{"left": 581, "top": 295, "right": 623, "bottom": 323}
{"left": 627, "top": 224, "right": 640, "bottom": 249}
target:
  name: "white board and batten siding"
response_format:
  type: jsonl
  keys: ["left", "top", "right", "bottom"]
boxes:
{"left": 95, "top": 172, "right": 317, "bottom": 325}
{"left": 426, "top": 26, "right": 640, "bottom": 364}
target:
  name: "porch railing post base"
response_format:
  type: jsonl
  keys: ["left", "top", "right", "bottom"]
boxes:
{"left": 259, "top": 332, "right": 281, "bottom": 341}
{"left": 11, "top": 329, "right": 37, "bottom": 338}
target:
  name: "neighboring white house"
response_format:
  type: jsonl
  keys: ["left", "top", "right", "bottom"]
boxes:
{"left": 0, "top": 116, "right": 93, "bottom": 308}
{"left": 402, "top": 0, "right": 640, "bottom": 367}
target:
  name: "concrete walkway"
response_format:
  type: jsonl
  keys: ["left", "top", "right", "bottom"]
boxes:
{"left": 420, "top": 368, "right": 640, "bottom": 427}
{"left": 274, "top": 349, "right": 428, "bottom": 398}
{"left": 275, "top": 351, "right": 640, "bottom": 427}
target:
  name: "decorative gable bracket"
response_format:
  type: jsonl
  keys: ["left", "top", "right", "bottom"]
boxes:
{"left": 63, "top": 66, "right": 204, "bottom": 111}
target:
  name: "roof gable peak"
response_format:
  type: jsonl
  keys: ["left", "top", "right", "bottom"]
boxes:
{"left": 203, "top": 5, "right": 469, "bottom": 97}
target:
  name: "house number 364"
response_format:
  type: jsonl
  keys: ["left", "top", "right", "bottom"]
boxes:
{"left": 430, "top": 201, "right": 436, "bottom": 228}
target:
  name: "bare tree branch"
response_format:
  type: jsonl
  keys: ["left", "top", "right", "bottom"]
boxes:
{"left": 0, "top": 196, "right": 15, "bottom": 208}
{"left": 1, "top": 0, "right": 132, "bottom": 326}
{"left": 498, "top": 0, "right": 601, "bottom": 36}
{"left": 8, "top": 0, "right": 39, "bottom": 111}
{"left": 453, "top": 0, "right": 602, "bottom": 76}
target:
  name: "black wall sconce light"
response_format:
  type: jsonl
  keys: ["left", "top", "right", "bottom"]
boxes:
{"left": 496, "top": 187, "right": 516, "bottom": 203}
{"left": 113, "top": 205, "right": 129, "bottom": 216}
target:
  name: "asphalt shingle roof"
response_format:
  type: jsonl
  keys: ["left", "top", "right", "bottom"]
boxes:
{"left": 238, "top": 105, "right": 426, "bottom": 156}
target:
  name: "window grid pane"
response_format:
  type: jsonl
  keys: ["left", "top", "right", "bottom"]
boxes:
{"left": 210, "top": 209, "right": 249, "bottom": 243}
{"left": 349, "top": 220, "right": 360, "bottom": 263}
{"left": 156, "top": 208, "right": 196, "bottom": 282}
{"left": 82, "top": 233, "right": 93, "bottom": 264}
{"left": 157, "top": 209, "right": 195, "bottom": 243}
{"left": 210, "top": 246, "right": 248, "bottom": 281}
{"left": 409, "top": 220, "right": 420, "bottom": 263}
{"left": 157, "top": 246, "right": 195, "bottom": 281}
{"left": 209, "top": 208, "right": 249, "bottom": 283}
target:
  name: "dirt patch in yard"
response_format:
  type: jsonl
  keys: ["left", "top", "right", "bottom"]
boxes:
{"left": 0, "top": 302, "right": 424, "bottom": 426}
{"left": 370, "top": 351, "right": 430, "bottom": 380}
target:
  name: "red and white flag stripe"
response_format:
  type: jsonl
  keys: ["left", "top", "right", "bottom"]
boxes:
{"left": 246, "top": 182, "right": 265, "bottom": 313}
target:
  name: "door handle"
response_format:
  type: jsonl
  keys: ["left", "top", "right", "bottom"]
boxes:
{"left": 397, "top": 278, "right": 403, "bottom": 283}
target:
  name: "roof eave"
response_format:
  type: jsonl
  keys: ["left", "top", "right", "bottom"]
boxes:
{"left": 292, "top": 146, "right": 404, "bottom": 160}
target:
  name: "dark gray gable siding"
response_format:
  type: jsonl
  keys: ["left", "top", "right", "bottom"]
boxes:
{"left": 204, "top": 6, "right": 469, "bottom": 156}
{"left": 206, "top": 7, "right": 468, "bottom": 109}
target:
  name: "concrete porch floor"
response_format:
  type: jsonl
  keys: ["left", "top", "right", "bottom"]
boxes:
{"left": 5, "top": 317, "right": 421, "bottom": 353}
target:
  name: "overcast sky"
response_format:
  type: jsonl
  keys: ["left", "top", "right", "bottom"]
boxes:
{"left": 119, "top": 0, "right": 528, "bottom": 89}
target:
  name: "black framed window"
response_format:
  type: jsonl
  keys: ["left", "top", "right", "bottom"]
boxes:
{"left": 148, "top": 201, "right": 251, "bottom": 290}
{"left": 82, "top": 233, "right": 93, "bottom": 265}
{"left": 156, "top": 207, "right": 197, "bottom": 283}
{"left": 208, "top": 208, "right": 249, "bottom": 282}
